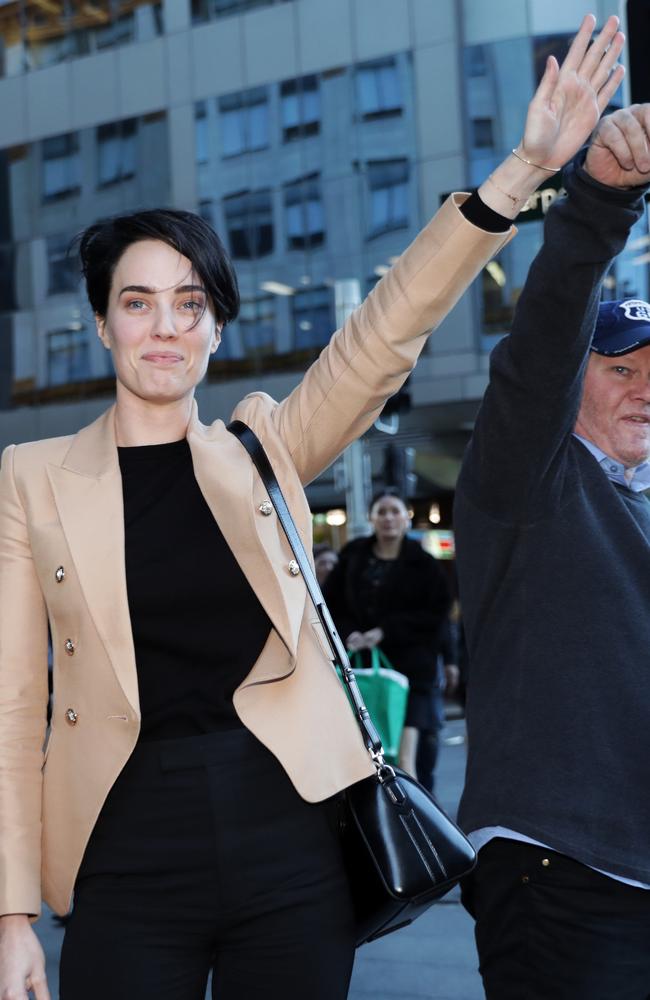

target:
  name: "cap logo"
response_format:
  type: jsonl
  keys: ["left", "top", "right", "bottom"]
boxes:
{"left": 619, "top": 299, "right": 650, "bottom": 323}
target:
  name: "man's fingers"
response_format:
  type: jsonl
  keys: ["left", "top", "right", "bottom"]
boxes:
{"left": 559, "top": 12, "right": 598, "bottom": 74}
{"left": 595, "top": 111, "right": 650, "bottom": 173}
{"left": 595, "top": 116, "right": 636, "bottom": 170}
{"left": 608, "top": 107, "right": 650, "bottom": 172}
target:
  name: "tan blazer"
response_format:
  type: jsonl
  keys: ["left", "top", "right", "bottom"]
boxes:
{"left": 0, "top": 195, "right": 512, "bottom": 918}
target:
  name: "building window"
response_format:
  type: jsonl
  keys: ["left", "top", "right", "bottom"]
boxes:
{"left": 47, "top": 329, "right": 90, "bottom": 386}
{"left": 239, "top": 296, "right": 276, "bottom": 357}
{"left": 223, "top": 189, "right": 273, "bottom": 259}
{"left": 367, "top": 159, "right": 409, "bottom": 238}
{"left": 470, "top": 117, "right": 494, "bottom": 149}
{"left": 46, "top": 235, "right": 79, "bottom": 295}
{"left": 356, "top": 58, "right": 402, "bottom": 120}
{"left": 97, "top": 118, "right": 137, "bottom": 186}
{"left": 198, "top": 199, "right": 214, "bottom": 224}
{"left": 284, "top": 174, "right": 325, "bottom": 250}
{"left": 195, "top": 101, "right": 209, "bottom": 164}
{"left": 192, "top": 0, "right": 290, "bottom": 23}
{"left": 42, "top": 132, "right": 81, "bottom": 202}
{"left": 219, "top": 86, "right": 269, "bottom": 157}
{"left": 292, "top": 287, "right": 332, "bottom": 350}
{"left": 465, "top": 44, "right": 488, "bottom": 78}
{"left": 280, "top": 74, "right": 320, "bottom": 142}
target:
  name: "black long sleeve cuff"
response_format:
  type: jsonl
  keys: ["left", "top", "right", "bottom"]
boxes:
{"left": 460, "top": 191, "right": 511, "bottom": 234}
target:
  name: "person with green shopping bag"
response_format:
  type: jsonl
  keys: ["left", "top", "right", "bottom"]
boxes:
{"left": 323, "top": 489, "right": 450, "bottom": 784}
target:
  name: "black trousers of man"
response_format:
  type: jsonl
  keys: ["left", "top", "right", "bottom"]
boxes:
{"left": 462, "top": 838, "right": 650, "bottom": 1000}
{"left": 59, "top": 728, "right": 356, "bottom": 1000}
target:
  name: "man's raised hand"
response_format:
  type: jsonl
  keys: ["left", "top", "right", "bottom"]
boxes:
{"left": 586, "top": 104, "right": 650, "bottom": 187}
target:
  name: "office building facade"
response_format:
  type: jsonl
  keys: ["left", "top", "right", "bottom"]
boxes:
{"left": 0, "top": 0, "right": 644, "bottom": 516}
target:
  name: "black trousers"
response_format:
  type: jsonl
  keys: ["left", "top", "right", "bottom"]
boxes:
{"left": 59, "top": 729, "right": 356, "bottom": 1000}
{"left": 462, "top": 838, "right": 650, "bottom": 1000}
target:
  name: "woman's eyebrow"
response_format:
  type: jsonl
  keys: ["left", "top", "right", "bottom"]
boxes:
{"left": 118, "top": 283, "right": 206, "bottom": 297}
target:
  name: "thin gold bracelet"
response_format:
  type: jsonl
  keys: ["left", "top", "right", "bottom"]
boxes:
{"left": 485, "top": 174, "right": 525, "bottom": 209}
{"left": 511, "top": 147, "right": 560, "bottom": 173}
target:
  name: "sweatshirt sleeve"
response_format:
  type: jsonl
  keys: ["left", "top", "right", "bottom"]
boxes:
{"left": 458, "top": 155, "right": 648, "bottom": 523}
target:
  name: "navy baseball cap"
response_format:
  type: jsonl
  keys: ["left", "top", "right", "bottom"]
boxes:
{"left": 591, "top": 299, "right": 650, "bottom": 356}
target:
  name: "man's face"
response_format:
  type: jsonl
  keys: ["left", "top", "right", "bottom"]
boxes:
{"left": 575, "top": 344, "right": 650, "bottom": 468}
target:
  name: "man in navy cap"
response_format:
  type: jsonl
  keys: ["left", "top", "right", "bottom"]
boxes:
{"left": 454, "top": 104, "right": 650, "bottom": 998}
{"left": 575, "top": 299, "right": 650, "bottom": 483}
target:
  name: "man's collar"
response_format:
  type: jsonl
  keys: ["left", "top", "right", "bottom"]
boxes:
{"left": 573, "top": 433, "right": 650, "bottom": 492}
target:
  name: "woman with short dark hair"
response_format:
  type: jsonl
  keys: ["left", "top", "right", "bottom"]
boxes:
{"left": 0, "top": 20, "right": 625, "bottom": 998}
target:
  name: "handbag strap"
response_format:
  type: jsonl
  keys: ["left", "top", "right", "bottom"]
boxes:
{"left": 227, "top": 419, "right": 385, "bottom": 763}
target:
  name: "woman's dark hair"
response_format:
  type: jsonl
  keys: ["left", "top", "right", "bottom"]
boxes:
{"left": 75, "top": 208, "right": 240, "bottom": 325}
{"left": 369, "top": 487, "right": 409, "bottom": 512}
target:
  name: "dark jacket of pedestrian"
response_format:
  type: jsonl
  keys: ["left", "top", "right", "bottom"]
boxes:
{"left": 324, "top": 535, "right": 450, "bottom": 695}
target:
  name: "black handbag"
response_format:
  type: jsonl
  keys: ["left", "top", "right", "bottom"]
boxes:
{"left": 228, "top": 420, "right": 476, "bottom": 946}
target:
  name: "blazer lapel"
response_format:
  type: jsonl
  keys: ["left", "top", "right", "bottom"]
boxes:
{"left": 46, "top": 406, "right": 140, "bottom": 716}
{"left": 187, "top": 406, "right": 302, "bottom": 674}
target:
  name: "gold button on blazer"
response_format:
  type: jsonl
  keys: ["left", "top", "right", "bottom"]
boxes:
{"left": 0, "top": 195, "right": 513, "bottom": 918}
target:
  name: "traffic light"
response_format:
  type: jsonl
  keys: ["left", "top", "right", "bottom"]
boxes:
{"left": 626, "top": 1, "right": 650, "bottom": 103}
{"left": 382, "top": 444, "right": 416, "bottom": 498}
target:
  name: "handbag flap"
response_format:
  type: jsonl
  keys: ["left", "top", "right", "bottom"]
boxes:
{"left": 347, "top": 768, "right": 476, "bottom": 900}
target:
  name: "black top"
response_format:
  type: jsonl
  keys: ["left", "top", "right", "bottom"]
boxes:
{"left": 454, "top": 156, "right": 650, "bottom": 881}
{"left": 324, "top": 536, "right": 450, "bottom": 693}
{"left": 118, "top": 439, "right": 271, "bottom": 741}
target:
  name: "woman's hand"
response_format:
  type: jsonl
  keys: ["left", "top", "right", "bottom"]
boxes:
{"left": 519, "top": 13, "right": 624, "bottom": 172}
{"left": 346, "top": 631, "right": 366, "bottom": 652}
{"left": 585, "top": 104, "right": 650, "bottom": 187}
{"left": 362, "top": 628, "right": 384, "bottom": 649}
{"left": 346, "top": 628, "right": 384, "bottom": 651}
{"left": 479, "top": 14, "right": 625, "bottom": 219}
{"left": 0, "top": 915, "right": 50, "bottom": 1000}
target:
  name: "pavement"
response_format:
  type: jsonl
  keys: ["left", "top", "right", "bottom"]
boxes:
{"left": 35, "top": 717, "right": 483, "bottom": 999}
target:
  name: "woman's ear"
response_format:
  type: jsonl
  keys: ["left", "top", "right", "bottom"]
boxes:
{"left": 211, "top": 325, "right": 222, "bottom": 354}
{"left": 95, "top": 314, "right": 110, "bottom": 349}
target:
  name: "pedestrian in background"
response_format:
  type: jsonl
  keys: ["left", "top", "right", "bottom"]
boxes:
{"left": 0, "top": 14, "right": 624, "bottom": 999}
{"left": 324, "top": 488, "right": 452, "bottom": 779}
{"left": 454, "top": 19, "right": 650, "bottom": 998}
{"left": 313, "top": 542, "right": 339, "bottom": 587}
{"left": 414, "top": 612, "right": 460, "bottom": 791}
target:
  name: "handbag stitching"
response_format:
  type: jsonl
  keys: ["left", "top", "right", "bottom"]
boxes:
{"left": 409, "top": 809, "right": 449, "bottom": 880}
{"left": 398, "top": 811, "right": 439, "bottom": 886}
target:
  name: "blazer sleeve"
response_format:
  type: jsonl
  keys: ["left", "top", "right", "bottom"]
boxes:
{"left": 0, "top": 445, "right": 49, "bottom": 917}
{"left": 231, "top": 194, "right": 514, "bottom": 485}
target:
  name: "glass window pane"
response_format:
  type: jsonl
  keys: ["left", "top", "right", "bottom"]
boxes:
{"left": 378, "top": 64, "right": 400, "bottom": 109}
{"left": 47, "top": 329, "right": 90, "bottom": 386}
{"left": 357, "top": 69, "right": 378, "bottom": 116}
{"left": 281, "top": 92, "right": 300, "bottom": 129}
{"left": 371, "top": 188, "right": 390, "bottom": 231}
{"left": 221, "top": 109, "right": 245, "bottom": 156}
{"left": 357, "top": 60, "right": 401, "bottom": 117}
{"left": 223, "top": 188, "right": 273, "bottom": 259}
{"left": 286, "top": 202, "right": 303, "bottom": 238}
{"left": 248, "top": 102, "right": 268, "bottom": 150}
{"left": 195, "top": 106, "right": 209, "bottom": 163}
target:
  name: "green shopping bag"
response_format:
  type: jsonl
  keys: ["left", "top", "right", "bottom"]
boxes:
{"left": 348, "top": 648, "right": 409, "bottom": 764}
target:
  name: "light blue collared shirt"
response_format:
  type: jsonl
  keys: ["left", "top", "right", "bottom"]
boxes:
{"left": 573, "top": 434, "right": 650, "bottom": 492}
{"left": 470, "top": 433, "right": 650, "bottom": 889}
